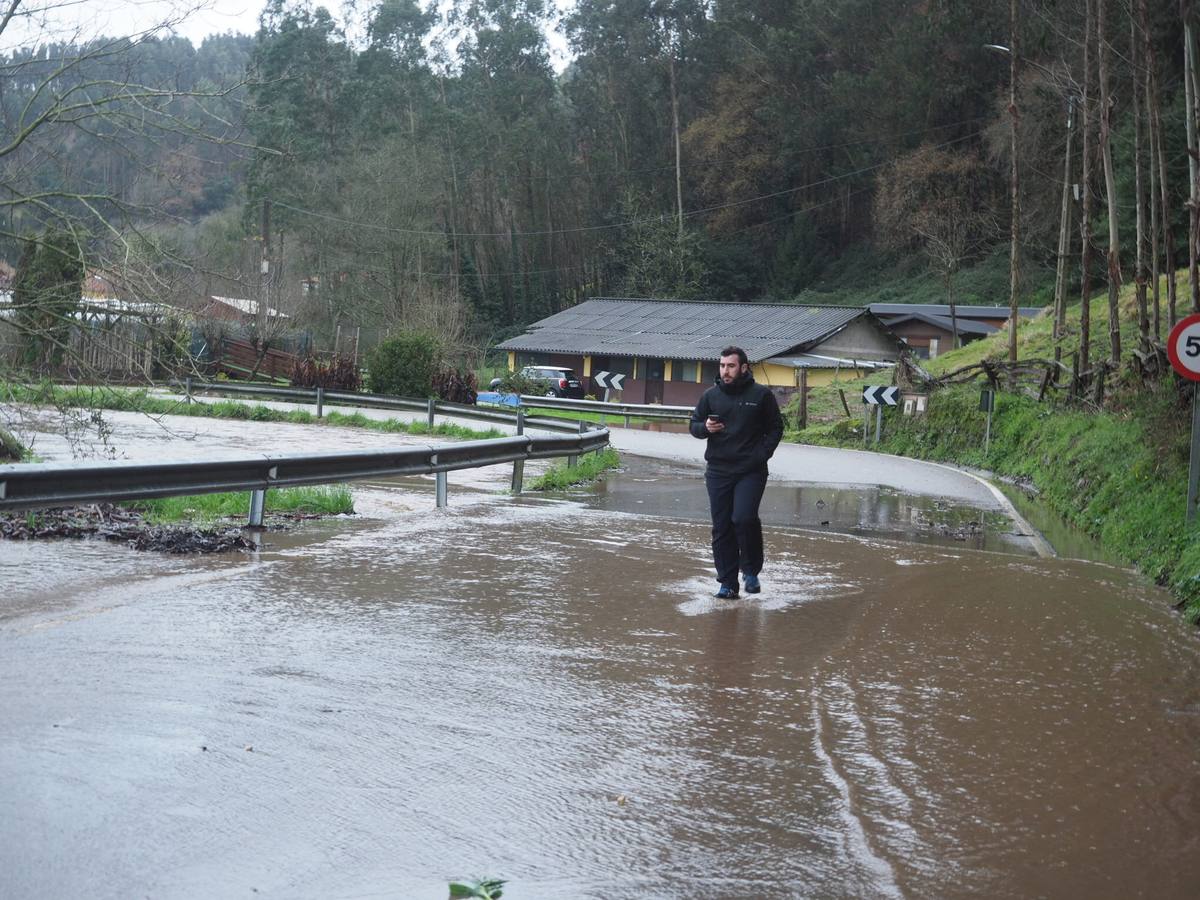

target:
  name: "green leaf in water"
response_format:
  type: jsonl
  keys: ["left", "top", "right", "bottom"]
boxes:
{"left": 448, "top": 877, "right": 505, "bottom": 899}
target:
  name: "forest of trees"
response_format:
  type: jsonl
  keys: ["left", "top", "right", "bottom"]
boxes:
{"left": 1, "top": 0, "right": 1196, "bottom": 364}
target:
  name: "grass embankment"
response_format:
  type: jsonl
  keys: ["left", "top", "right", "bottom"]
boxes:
{"left": 790, "top": 273, "right": 1200, "bottom": 620}
{"left": 131, "top": 485, "right": 354, "bottom": 524}
{"left": 795, "top": 246, "right": 1055, "bottom": 308}
{"left": 5, "top": 383, "right": 506, "bottom": 441}
{"left": 528, "top": 448, "right": 621, "bottom": 491}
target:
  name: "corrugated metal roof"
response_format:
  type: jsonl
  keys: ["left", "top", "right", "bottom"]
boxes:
{"left": 885, "top": 312, "right": 998, "bottom": 335}
{"left": 766, "top": 353, "right": 895, "bottom": 370}
{"left": 497, "top": 297, "right": 867, "bottom": 362}
{"left": 869, "top": 303, "right": 1043, "bottom": 318}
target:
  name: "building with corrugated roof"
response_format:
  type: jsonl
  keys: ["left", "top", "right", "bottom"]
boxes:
{"left": 496, "top": 297, "right": 902, "bottom": 405}
{"left": 868, "top": 303, "right": 1043, "bottom": 358}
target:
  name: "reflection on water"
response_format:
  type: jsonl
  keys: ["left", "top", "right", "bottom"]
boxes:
{"left": 996, "top": 481, "right": 1124, "bottom": 565}
{"left": 2, "top": 477, "right": 1198, "bottom": 899}
{"left": 592, "top": 456, "right": 1029, "bottom": 555}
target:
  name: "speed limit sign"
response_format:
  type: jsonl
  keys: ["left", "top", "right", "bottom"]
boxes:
{"left": 1168, "top": 313, "right": 1200, "bottom": 382}
{"left": 1170, "top": 313, "right": 1200, "bottom": 523}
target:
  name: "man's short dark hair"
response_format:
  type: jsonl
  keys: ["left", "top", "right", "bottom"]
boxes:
{"left": 720, "top": 346, "right": 748, "bottom": 366}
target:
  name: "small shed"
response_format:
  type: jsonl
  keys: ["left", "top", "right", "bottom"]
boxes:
{"left": 869, "top": 303, "right": 1044, "bottom": 359}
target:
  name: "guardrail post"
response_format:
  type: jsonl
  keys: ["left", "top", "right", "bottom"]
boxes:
{"left": 316, "top": 386, "right": 325, "bottom": 419}
{"left": 427, "top": 397, "right": 436, "bottom": 428}
{"left": 516, "top": 409, "right": 525, "bottom": 435}
{"left": 185, "top": 376, "right": 193, "bottom": 405}
{"left": 248, "top": 489, "right": 266, "bottom": 527}
{"left": 435, "top": 471, "right": 448, "bottom": 507}
{"left": 511, "top": 459, "right": 524, "bottom": 493}
{"left": 624, "top": 413, "right": 630, "bottom": 428}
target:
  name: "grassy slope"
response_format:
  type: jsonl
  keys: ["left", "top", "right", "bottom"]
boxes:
{"left": 794, "top": 246, "right": 1056, "bottom": 308}
{"left": 790, "top": 271, "right": 1200, "bottom": 620}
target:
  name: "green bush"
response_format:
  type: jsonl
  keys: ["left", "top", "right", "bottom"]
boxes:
{"left": 829, "top": 417, "right": 863, "bottom": 441}
{"left": 367, "top": 332, "right": 441, "bottom": 397}
{"left": 493, "top": 370, "right": 539, "bottom": 396}
{"left": 0, "top": 426, "right": 26, "bottom": 462}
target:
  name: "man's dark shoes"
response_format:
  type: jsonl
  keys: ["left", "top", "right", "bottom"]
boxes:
{"left": 715, "top": 585, "right": 739, "bottom": 599}
{"left": 743, "top": 574, "right": 761, "bottom": 594}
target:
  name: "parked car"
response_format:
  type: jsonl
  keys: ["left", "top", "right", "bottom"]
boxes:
{"left": 489, "top": 365, "right": 586, "bottom": 399}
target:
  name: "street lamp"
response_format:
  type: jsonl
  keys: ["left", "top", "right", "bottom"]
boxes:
{"left": 984, "top": 30, "right": 1021, "bottom": 373}
{"left": 985, "top": 43, "right": 1081, "bottom": 367}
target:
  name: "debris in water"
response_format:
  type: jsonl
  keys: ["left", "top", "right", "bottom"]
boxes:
{"left": 0, "top": 504, "right": 256, "bottom": 554}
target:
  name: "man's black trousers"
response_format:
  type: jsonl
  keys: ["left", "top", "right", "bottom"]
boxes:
{"left": 704, "top": 466, "right": 768, "bottom": 588}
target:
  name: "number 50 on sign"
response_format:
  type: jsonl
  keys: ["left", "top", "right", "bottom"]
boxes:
{"left": 1168, "top": 313, "right": 1200, "bottom": 382}
{"left": 1167, "top": 314, "right": 1200, "bottom": 523}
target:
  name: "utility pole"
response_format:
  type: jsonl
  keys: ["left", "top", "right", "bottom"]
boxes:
{"left": 258, "top": 198, "right": 271, "bottom": 375}
{"left": 1098, "top": 0, "right": 1122, "bottom": 367}
{"left": 1007, "top": 0, "right": 1021, "bottom": 379}
{"left": 669, "top": 54, "right": 684, "bottom": 241}
{"left": 1185, "top": 9, "right": 1200, "bottom": 313}
{"left": 1053, "top": 94, "right": 1077, "bottom": 366}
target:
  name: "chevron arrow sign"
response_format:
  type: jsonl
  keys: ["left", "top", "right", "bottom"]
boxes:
{"left": 861, "top": 385, "right": 899, "bottom": 406}
{"left": 593, "top": 371, "right": 626, "bottom": 391}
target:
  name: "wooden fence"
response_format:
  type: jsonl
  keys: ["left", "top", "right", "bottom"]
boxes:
{"left": 0, "top": 316, "right": 159, "bottom": 378}
{"left": 209, "top": 337, "right": 298, "bottom": 381}
{"left": 898, "top": 342, "right": 1172, "bottom": 408}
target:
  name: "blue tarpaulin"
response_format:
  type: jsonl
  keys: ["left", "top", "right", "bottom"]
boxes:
{"left": 476, "top": 391, "right": 521, "bottom": 407}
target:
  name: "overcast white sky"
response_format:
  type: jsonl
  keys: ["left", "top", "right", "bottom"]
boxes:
{"left": 3, "top": 0, "right": 264, "bottom": 49}
{"left": 3, "top": 0, "right": 571, "bottom": 67}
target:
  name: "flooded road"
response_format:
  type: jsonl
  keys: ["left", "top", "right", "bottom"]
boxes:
{"left": 3, "top": 443, "right": 1200, "bottom": 898}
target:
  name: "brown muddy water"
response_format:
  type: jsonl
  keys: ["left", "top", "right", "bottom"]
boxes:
{"left": 2, "top": 457, "right": 1200, "bottom": 898}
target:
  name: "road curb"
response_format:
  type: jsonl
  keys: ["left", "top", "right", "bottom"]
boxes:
{"left": 911, "top": 458, "right": 1056, "bottom": 559}
{"left": 776, "top": 444, "right": 1056, "bottom": 559}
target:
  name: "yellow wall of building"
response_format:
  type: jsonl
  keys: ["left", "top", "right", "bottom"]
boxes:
{"left": 507, "top": 351, "right": 516, "bottom": 371}
{"left": 752, "top": 363, "right": 871, "bottom": 388}
{"left": 802, "top": 368, "right": 857, "bottom": 387}
{"left": 583, "top": 355, "right": 592, "bottom": 377}
{"left": 664, "top": 360, "right": 673, "bottom": 381}
{"left": 753, "top": 363, "right": 795, "bottom": 387}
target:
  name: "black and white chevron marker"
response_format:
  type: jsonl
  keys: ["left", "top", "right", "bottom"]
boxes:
{"left": 593, "top": 371, "right": 626, "bottom": 391}
{"left": 861, "top": 385, "right": 899, "bottom": 406}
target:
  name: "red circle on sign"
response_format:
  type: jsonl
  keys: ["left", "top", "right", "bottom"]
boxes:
{"left": 1167, "top": 313, "right": 1200, "bottom": 382}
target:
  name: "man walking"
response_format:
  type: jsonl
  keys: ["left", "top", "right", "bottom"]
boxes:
{"left": 689, "top": 346, "right": 784, "bottom": 599}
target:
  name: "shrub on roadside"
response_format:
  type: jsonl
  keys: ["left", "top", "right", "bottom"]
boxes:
{"left": 291, "top": 354, "right": 362, "bottom": 391}
{"left": 0, "top": 426, "right": 26, "bottom": 462}
{"left": 366, "top": 332, "right": 440, "bottom": 397}
{"left": 432, "top": 369, "right": 478, "bottom": 405}
{"left": 493, "top": 371, "right": 539, "bottom": 396}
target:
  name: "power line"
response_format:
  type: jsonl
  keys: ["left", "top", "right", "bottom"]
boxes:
{"left": 289, "top": 189, "right": 885, "bottom": 281}
{"left": 274, "top": 129, "right": 984, "bottom": 241}
{"left": 356, "top": 115, "right": 989, "bottom": 187}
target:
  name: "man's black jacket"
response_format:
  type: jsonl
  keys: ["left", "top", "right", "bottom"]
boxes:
{"left": 689, "top": 373, "right": 784, "bottom": 474}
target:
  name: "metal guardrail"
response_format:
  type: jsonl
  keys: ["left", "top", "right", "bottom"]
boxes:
{"left": 513, "top": 393, "right": 693, "bottom": 421}
{"left": 0, "top": 429, "right": 611, "bottom": 518}
{"left": 169, "top": 379, "right": 588, "bottom": 434}
{"left": 171, "top": 378, "right": 694, "bottom": 427}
